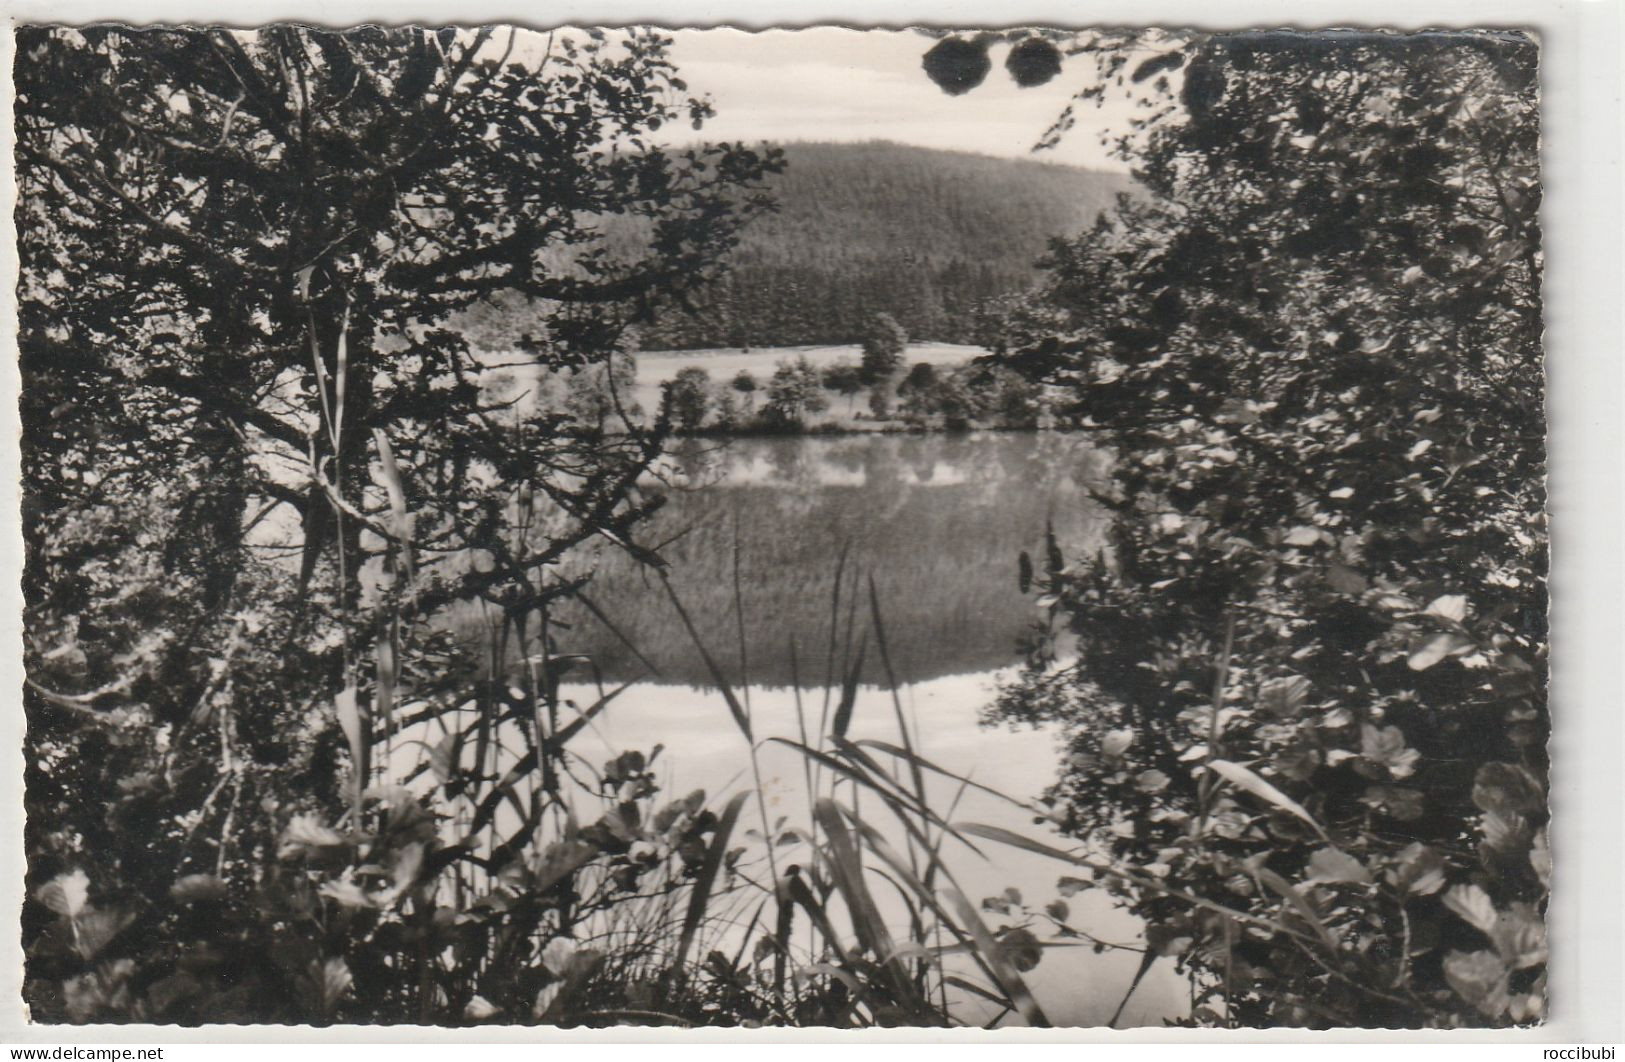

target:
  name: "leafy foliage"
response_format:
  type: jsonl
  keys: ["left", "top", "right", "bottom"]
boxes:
{"left": 762, "top": 357, "right": 831, "bottom": 428}
{"left": 16, "top": 24, "right": 781, "bottom": 1024}
{"left": 666, "top": 367, "right": 715, "bottom": 432}
{"left": 964, "top": 29, "right": 1547, "bottom": 1027}
{"left": 860, "top": 313, "right": 909, "bottom": 386}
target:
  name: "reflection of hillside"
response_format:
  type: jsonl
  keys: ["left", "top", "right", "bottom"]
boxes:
{"left": 550, "top": 433, "right": 1110, "bottom": 687}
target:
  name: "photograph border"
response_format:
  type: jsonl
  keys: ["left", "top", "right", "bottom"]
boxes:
{"left": 0, "top": 0, "right": 1618, "bottom": 1045}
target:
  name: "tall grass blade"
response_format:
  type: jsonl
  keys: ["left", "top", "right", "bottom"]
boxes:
{"left": 333, "top": 301, "right": 350, "bottom": 443}
{"left": 954, "top": 821, "right": 1322, "bottom": 946}
{"left": 811, "top": 799, "right": 927, "bottom": 1019}
{"left": 334, "top": 682, "right": 364, "bottom": 822}
{"left": 730, "top": 507, "right": 751, "bottom": 708}
{"left": 769, "top": 738, "right": 981, "bottom": 854}
{"left": 1252, "top": 866, "right": 1341, "bottom": 951}
{"left": 830, "top": 637, "right": 867, "bottom": 740}
{"left": 941, "top": 885, "right": 1050, "bottom": 1028}
{"left": 672, "top": 790, "right": 750, "bottom": 973}
{"left": 852, "top": 739, "right": 1028, "bottom": 809}
{"left": 659, "top": 572, "right": 752, "bottom": 742}
{"left": 1044, "top": 518, "right": 1064, "bottom": 576}
{"left": 575, "top": 591, "right": 664, "bottom": 681}
{"left": 865, "top": 577, "right": 930, "bottom": 818}
{"left": 374, "top": 627, "right": 398, "bottom": 755}
{"left": 1107, "top": 948, "right": 1158, "bottom": 1028}
{"left": 822, "top": 541, "right": 852, "bottom": 707}
{"left": 1206, "top": 759, "right": 1329, "bottom": 841}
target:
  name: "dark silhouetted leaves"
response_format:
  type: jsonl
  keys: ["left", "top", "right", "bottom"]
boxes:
{"left": 922, "top": 36, "right": 992, "bottom": 96}
{"left": 1006, "top": 37, "right": 1063, "bottom": 87}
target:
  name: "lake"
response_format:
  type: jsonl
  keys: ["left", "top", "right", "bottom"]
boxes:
{"left": 544, "top": 431, "right": 1115, "bottom": 688}
{"left": 515, "top": 432, "right": 1187, "bottom": 1027}
{"left": 434, "top": 432, "right": 1184, "bottom": 1025}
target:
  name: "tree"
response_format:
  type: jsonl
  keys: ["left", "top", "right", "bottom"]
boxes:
{"left": 897, "top": 360, "right": 939, "bottom": 399}
{"left": 666, "top": 366, "right": 714, "bottom": 432}
{"left": 935, "top": 29, "right": 1546, "bottom": 1027}
{"left": 762, "top": 356, "right": 829, "bottom": 427}
{"left": 712, "top": 392, "right": 740, "bottom": 430}
{"left": 820, "top": 360, "right": 864, "bottom": 413}
{"left": 867, "top": 384, "right": 894, "bottom": 421}
{"left": 16, "top": 25, "right": 779, "bottom": 1021}
{"left": 731, "top": 368, "right": 760, "bottom": 413}
{"left": 859, "top": 312, "right": 908, "bottom": 385}
{"left": 564, "top": 351, "right": 644, "bottom": 433}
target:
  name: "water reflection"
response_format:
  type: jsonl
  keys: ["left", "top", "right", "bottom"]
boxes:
{"left": 555, "top": 670, "right": 1188, "bottom": 1028}
{"left": 438, "top": 432, "right": 1187, "bottom": 1026}
{"left": 552, "top": 432, "right": 1113, "bottom": 689}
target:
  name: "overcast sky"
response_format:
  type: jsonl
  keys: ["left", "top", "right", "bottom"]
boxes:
{"left": 657, "top": 28, "right": 1135, "bottom": 172}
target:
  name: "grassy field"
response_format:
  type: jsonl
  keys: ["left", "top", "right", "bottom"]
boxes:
{"left": 632, "top": 342, "right": 985, "bottom": 422}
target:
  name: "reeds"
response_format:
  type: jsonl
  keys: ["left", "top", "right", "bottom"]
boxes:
{"left": 313, "top": 471, "right": 1092, "bottom": 1027}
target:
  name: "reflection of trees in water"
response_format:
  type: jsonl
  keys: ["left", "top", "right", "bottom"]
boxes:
{"left": 546, "top": 433, "right": 1111, "bottom": 687}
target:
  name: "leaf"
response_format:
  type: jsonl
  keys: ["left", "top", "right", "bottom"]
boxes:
{"left": 36, "top": 868, "right": 90, "bottom": 918}
{"left": 1306, "top": 846, "right": 1371, "bottom": 885}
{"left": 1325, "top": 561, "right": 1368, "bottom": 595}
{"left": 830, "top": 638, "right": 867, "bottom": 740}
{"left": 1424, "top": 594, "right": 1468, "bottom": 624}
{"left": 464, "top": 995, "right": 500, "bottom": 1021}
{"left": 1359, "top": 724, "right": 1420, "bottom": 779}
{"left": 1005, "top": 37, "right": 1063, "bottom": 88}
{"left": 1407, "top": 632, "right": 1474, "bottom": 670}
{"left": 1259, "top": 675, "right": 1312, "bottom": 719}
{"left": 541, "top": 937, "right": 577, "bottom": 978}
{"left": 1443, "top": 949, "right": 1510, "bottom": 1017}
{"left": 390, "top": 841, "right": 424, "bottom": 892}
{"left": 370, "top": 428, "right": 412, "bottom": 544}
{"left": 335, "top": 682, "right": 365, "bottom": 805}
{"left": 430, "top": 730, "right": 459, "bottom": 784}
{"left": 660, "top": 575, "right": 751, "bottom": 742}
{"left": 672, "top": 791, "right": 749, "bottom": 972}
{"left": 532, "top": 983, "right": 562, "bottom": 1019}
{"left": 1206, "top": 759, "right": 1329, "bottom": 841}
{"left": 278, "top": 815, "right": 348, "bottom": 859}
{"left": 1491, "top": 902, "right": 1547, "bottom": 970}
{"left": 1362, "top": 784, "right": 1425, "bottom": 821}
{"left": 1018, "top": 551, "right": 1034, "bottom": 593}
{"left": 1131, "top": 50, "right": 1185, "bottom": 83}
{"left": 1045, "top": 899, "right": 1070, "bottom": 922}
{"left": 1472, "top": 762, "right": 1545, "bottom": 820}
{"left": 1057, "top": 874, "right": 1093, "bottom": 896}
{"left": 1252, "top": 866, "right": 1340, "bottom": 951}
{"left": 941, "top": 884, "right": 1050, "bottom": 1027}
{"left": 305, "top": 957, "right": 352, "bottom": 1016}
{"left": 1101, "top": 728, "right": 1135, "bottom": 758}
{"left": 997, "top": 927, "right": 1043, "bottom": 972}
{"left": 1443, "top": 883, "right": 1500, "bottom": 935}
{"left": 1529, "top": 827, "right": 1552, "bottom": 889}
{"left": 72, "top": 907, "right": 135, "bottom": 961}
{"left": 1284, "top": 525, "right": 1323, "bottom": 547}
{"left": 1387, "top": 842, "right": 1447, "bottom": 896}
{"left": 1135, "top": 769, "right": 1171, "bottom": 793}
{"left": 318, "top": 880, "right": 375, "bottom": 909}
{"left": 169, "top": 873, "right": 227, "bottom": 904}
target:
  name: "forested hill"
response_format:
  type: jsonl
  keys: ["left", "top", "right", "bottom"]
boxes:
{"left": 451, "top": 141, "right": 1135, "bottom": 353}
{"left": 635, "top": 141, "right": 1134, "bottom": 349}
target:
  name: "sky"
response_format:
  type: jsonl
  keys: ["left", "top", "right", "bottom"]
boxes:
{"left": 501, "top": 26, "right": 1146, "bottom": 173}
{"left": 658, "top": 28, "right": 1135, "bottom": 172}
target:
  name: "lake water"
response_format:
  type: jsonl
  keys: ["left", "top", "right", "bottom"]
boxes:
{"left": 547, "top": 431, "right": 1115, "bottom": 687}
{"left": 542, "top": 432, "right": 1188, "bottom": 1027}
{"left": 438, "top": 432, "right": 1187, "bottom": 1027}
